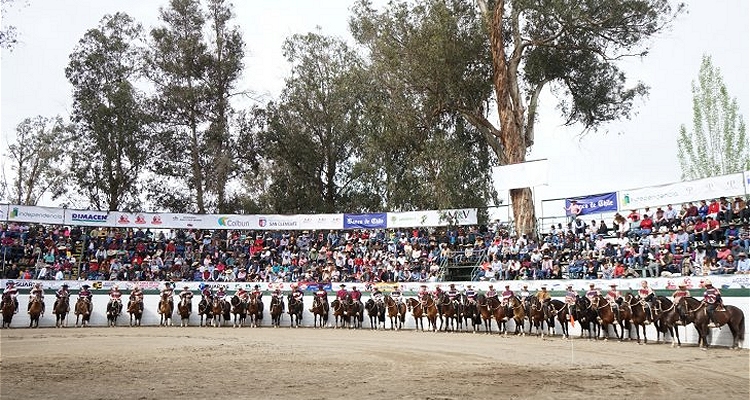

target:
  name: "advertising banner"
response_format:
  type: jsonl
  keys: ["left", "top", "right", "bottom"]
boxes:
{"left": 619, "top": 173, "right": 745, "bottom": 210}
{"left": 492, "top": 159, "right": 549, "bottom": 191}
{"left": 387, "top": 208, "right": 478, "bottom": 228}
{"left": 343, "top": 213, "right": 387, "bottom": 229}
{"left": 0, "top": 204, "right": 7, "bottom": 222}
{"left": 565, "top": 193, "right": 618, "bottom": 216}
{"left": 6, "top": 204, "right": 65, "bottom": 225}
{"left": 65, "top": 209, "right": 109, "bottom": 226}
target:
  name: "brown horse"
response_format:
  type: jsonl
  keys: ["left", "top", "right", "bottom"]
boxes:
{"left": 344, "top": 296, "right": 363, "bottom": 329}
{"left": 177, "top": 297, "right": 192, "bottom": 327}
{"left": 652, "top": 296, "right": 683, "bottom": 347}
{"left": 1, "top": 294, "right": 15, "bottom": 329}
{"left": 438, "top": 294, "right": 460, "bottom": 332}
{"left": 287, "top": 294, "right": 304, "bottom": 328}
{"left": 198, "top": 297, "right": 213, "bottom": 327}
{"left": 507, "top": 296, "right": 527, "bottom": 335}
{"left": 246, "top": 297, "right": 261, "bottom": 328}
{"left": 476, "top": 295, "right": 503, "bottom": 334}
{"left": 311, "top": 296, "right": 329, "bottom": 328}
{"left": 53, "top": 295, "right": 69, "bottom": 328}
{"left": 28, "top": 297, "right": 43, "bottom": 328}
{"left": 270, "top": 295, "right": 284, "bottom": 328}
{"left": 158, "top": 294, "right": 174, "bottom": 327}
{"left": 212, "top": 298, "right": 231, "bottom": 327}
{"left": 621, "top": 293, "right": 648, "bottom": 344}
{"left": 365, "top": 298, "right": 386, "bottom": 330}
{"left": 231, "top": 296, "right": 247, "bottom": 328}
{"left": 677, "top": 296, "right": 745, "bottom": 349}
{"left": 331, "top": 299, "right": 348, "bottom": 328}
{"left": 527, "top": 296, "right": 548, "bottom": 337}
{"left": 127, "top": 298, "right": 142, "bottom": 327}
{"left": 74, "top": 297, "right": 91, "bottom": 328}
{"left": 591, "top": 295, "right": 618, "bottom": 341}
{"left": 406, "top": 298, "right": 425, "bottom": 331}
{"left": 384, "top": 295, "right": 407, "bottom": 330}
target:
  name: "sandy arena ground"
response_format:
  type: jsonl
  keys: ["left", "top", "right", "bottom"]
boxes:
{"left": 1, "top": 325, "right": 748, "bottom": 400}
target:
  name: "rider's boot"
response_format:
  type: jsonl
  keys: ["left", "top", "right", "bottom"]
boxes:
{"left": 14, "top": 299, "right": 19, "bottom": 313}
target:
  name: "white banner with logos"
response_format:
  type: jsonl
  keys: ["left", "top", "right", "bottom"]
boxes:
{"left": 107, "top": 211, "right": 215, "bottom": 230}
{"left": 64, "top": 209, "right": 109, "bottom": 226}
{"left": 618, "top": 173, "right": 745, "bottom": 210}
{"left": 387, "top": 208, "right": 478, "bottom": 228}
{"left": 6, "top": 204, "right": 65, "bottom": 224}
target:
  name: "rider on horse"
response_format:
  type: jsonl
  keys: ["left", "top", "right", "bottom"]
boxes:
{"left": 291, "top": 283, "right": 304, "bottom": 302}
{"left": 199, "top": 283, "right": 213, "bottom": 302}
{"left": 536, "top": 286, "right": 551, "bottom": 304}
{"left": 391, "top": 287, "right": 403, "bottom": 305}
{"left": 109, "top": 285, "right": 123, "bottom": 308}
{"left": 520, "top": 284, "right": 531, "bottom": 314}
{"left": 251, "top": 285, "right": 263, "bottom": 301}
{"left": 501, "top": 284, "right": 514, "bottom": 316}
{"left": 336, "top": 284, "right": 348, "bottom": 301}
{"left": 215, "top": 285, "right": 227, "bottom": 301}
{"left": 638, "top": 280, "right": 655, "bottom": 323}
{"left": 565, "top": 284, "right": 577, "bottom": 316}
{"left": 29, "top": 282, "right": 45, "bottom": 316}
{"left": 129, "top": 283, "right": 144, "bottom": 312}
{"left": 236, "top": 286, "right": 250, "bottom": 303}
{"left": 79, "top": 284, "right": 93, "bottom": 304}
{"left": 311, "top": 285, "right": 328, "bottom": 312}
{"left": 372, "top": 287, "right": 384, "bottom": 304}
{"left": 486, "top": 284, "right": 498, "bottom": 299}
{"left": 350, "top": 285, "right": 362, "bottom": 303}
{"left": 159, "top": 282, "right": 175, "bottom": 313}
{"left": 417, "top": 284, "right": 429, "bottom": 302}
{"left": 703, "top": 280, "right": 724, "bottom": 328}
{"left": 179, "top": 285, "right": 193, "bottom": 304}
{"left": 432, "top": 285, "right": 443, "bottom": 302}
{"left": 447, "top": 283, "right": 459, "bottom": 307}
{"left": 271, "top": 287, "right": 282, "bottom": 299}
{"left": 585, "top": 283, "right": 599, "bottom": 318}
{"left": 464, "top": 284, "right": 477, "bottom": 304}
{"left": 2, "top": 280, "right": 19, "bottom": 313}
{"left": 606, "top": 283, "right": 622, "bottom": 315}
{"left": 55, "top": 283, "right": 71, "bottom": 312}
{"left": 672, "top": 283, "right": 689, "bottom": 304}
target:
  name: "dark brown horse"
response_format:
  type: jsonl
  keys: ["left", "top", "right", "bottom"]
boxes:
{"left": 74, "top": 297, "right": 91, "bottom": 328}
{"left": 590, "top": 295, "right": 618, "bottom": 341}
{"left": 231, "top": 296, "right": 247, "bottom": 328}
{"left": 462, "top": 295, "right": 481, "bottom": 333}
{"left": 212, "top": 298, "right": 231, "bottom": 327}
{"left": 331, "top": 299, "right": 348, "bottom": 328}
{"left": 1, "top": 293, "right": 15, "bottom": 328}
{"left": 106, "top": 299, "right": 122, "bottom": 327}
{"left": 127, "top": 298, "right": 142, "bottom": 327}
{"left": 198, "top": 297, "right": 213, "bottom": 327}
{"left": 438, "top": 294, "right": 460, "bottom": 332}
{"left": 677, "top": 297, "right": 745, "bottom": 349}
{"left": 527, "top": 296, "right": 548, "bottom": 337}
{"left": 546, "top": 299, "right": 570, "bottom": 339}
{"left": 476, "top": 295, "right": 504, "bottom": 334}
{"left": 384, "top": 295, "right": 407, "bottom": 330}
{"left": 287, "top": 294, "right": 304, "bottom": 328}
{"left": 406, "top": 298, "right": 425, "bottom": 332}
{"left": 177, "top": 297, "right": 192, "bottom": 327}
{"left": 246, "top": 297, "right": 261, "bottom": 328}
{"left": 508, "top": 296, "right": 527, "bottom": 335}
{"left": 621, "top": 293, "right": 648, "bottom": 344}
{"left": 344, "top": 296, "right": 363, "bottom": 329}
{"left": 53, "top": 294, "right": 69, "bottom": 328}
{"left": 652, "top": 296, "right": 683, "bottom": 347}
{"left": 574, "top": 296, "right": 599, "bottom": 340}
{"left": 158, "top": 294, "right": 174, "bottom": 327}
{"left": 365, "top": 298, "right": 385, "bottom": 330}
{"left": 311, "top": 296, "right": 329, "bottom": 328}
{"left": 28, "top": 297, "right": 44, "bottom": 328}
{"left": 270, "top": 295, "right": 284, "bottom": 328}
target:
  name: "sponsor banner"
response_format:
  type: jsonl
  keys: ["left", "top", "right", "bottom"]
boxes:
{"left": 565, "top": 193, "right": 618, "bottom": 216}
{"left": 387, "top": 208, "right": 478, "bottom": 228}
{"left": 343, "top": 213, "right": 387, "bottom": 229}
{"left": 492, "top": 159, "right": 549, "bottom": 191}
{"left": 619, "top": 173, "right": 744, "bottom": 211}
{"left": 6, "top": 204, "right": 64, "bottom": 224}
{"left": 65, "top": 209, "right": 109, "bottom": 226}
{"left": 108, "top": 212, "right": 214, "bottom": 229}
{"left": 297, "top": 214, "right": 344, "bottom": 230}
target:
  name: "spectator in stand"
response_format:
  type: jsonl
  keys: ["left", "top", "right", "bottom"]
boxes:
{"left": 724, "top": 224, "right": 739, "bottom": 247}
{"left": 638, "top": 214, "right": 654, "bottom": 237}
{"left": 685, "top": 202, "right": 699, "bottom": 223}
{"left": 627, "top": 209, "right": 641, "bottom": 223}
{"left": 719, "top": 254, "right": 736, "bottom": 274}
{"left": 698, "top": 200, "right": 709, "bottom": 220}
{"left": 671, "top": 226, "right": 690, "bottom": 253}
{"left": 694, "top": 218, "right": 708, "bottom": 244}
{"left": 705, "top": 216, "right": 723, "bottom": 244}
{"left": 664, "top": 204, "right": 678, "bottom": 226}
{"left": 736, "top": 252, "right": 750, "bottom": 274}
{"left": 653, "top": 208, "right": 668, "bottom": 230}
{"left": 707, "top": 198, "right": 721, "bottom": 220}
{"left": 565, "top": 200, "right": 582, "bottom": 222}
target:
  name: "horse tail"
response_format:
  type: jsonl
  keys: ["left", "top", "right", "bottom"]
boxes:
{"left": 738, "top": 311, "right": 746, "bottom": 346}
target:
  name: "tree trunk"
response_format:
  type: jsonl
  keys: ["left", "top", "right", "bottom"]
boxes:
{"left": 489, "top": 0, "right": 537, "bottom": 238}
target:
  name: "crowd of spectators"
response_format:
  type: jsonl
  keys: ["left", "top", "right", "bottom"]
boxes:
{"left": 3, "top": 196, "right": 750, "bottom": 284}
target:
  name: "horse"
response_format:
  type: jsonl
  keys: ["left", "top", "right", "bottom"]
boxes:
{"left": 28, "top": 297, "right": 43, "bottom": 328}
{"left": 198, "top": 297, "right": 213, "bottom": 327}
{"left": 311, "top": 296, "right": 329, "bottom": 328}
{"left": 270, "top": 295, "right": 284, "bottom": 328}
{"left": 331, "top": 299, "right": 348, "bottom": 328}
{"left": 621, "top": 293, "right": 649, "bottom": 344}
{"left": 365, "top": 298, "right": 385, "bottom": 330}
{"left": 158, "top": 294, "right": 174, "bottom": 327}
{"left": 438, "top": 294, "right": 460, "bottom": 332}
{"left": 546, "top": 299, "right": 570, "bottom": 339}
{"left": 462, "top": 295, "right": 482, "bottom": 333}
{"left": 652, "top": 296, "right": 683, "bottom": 347}
{"left": 211, "top": 298, "right": 231, "bottom": 327}
{"left": 1, "top": 294, "right": 15, "bottom": 329}
{"left": 287, "top": 294, "right": 304, "bottom": 328}
{"left": 406, "top": 298, "right": 425, "bottom": 332}
{"left": 127, "top": 298, "right": 143, "bottom": 327}
{"left": 485, "top": 296, "right": 509, "bottom": 335}
{"left": 344, "top": 295, "right": 363, "bottom": 329}
{"left": 677, "top": 296, "right": 746, "bottom": 349}
{"left": 507, "top": 296, "right": 527, "bottom": 335}
{"left": 527, "top": 296, "right": 548, "bottom": 337}
{"left": 177, "top": 297, "right": 192, "bottom": 327}
{"left": 74, "top": 297, "right": 92, "bottom": 328}
{"left": 53, "top": 294, "right": 70, "bottom": 328}
{"left": 106, "top": 299, "right": 122, "bottom": 327}
{"left": 246, "top": 297, "right": 261, "bottom": 328}
{"left": 574, "top": 296, "right": 599, "bottom": 340}
{"left": 591, "top": 295, "right": 619, "bottom": 341}
{"left": 231, "top": 295, "right": 248, "bottom": 328}
{"left": 384, "top": 295, "right": 407, "bottom": 330}
{"left": 476, "top": 295, "right": 497, "bottom": 334}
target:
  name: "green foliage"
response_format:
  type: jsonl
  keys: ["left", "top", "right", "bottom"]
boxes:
{"left": 5, "top": 116, "right": 71, "bottom": 205}
{"left": 65, "top": 12, "right": 153, "bottom": 211}
{"left": 677, "top": 54, "right": 749, "bottom": 180}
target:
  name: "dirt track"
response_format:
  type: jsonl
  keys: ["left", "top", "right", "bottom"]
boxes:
{"left": 1, "top": 326, "right": 748, "bottom": 400}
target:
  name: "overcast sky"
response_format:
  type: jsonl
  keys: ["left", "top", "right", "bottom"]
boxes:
{"left": 1, "top": 0, "right": 748, "bottom": 216}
